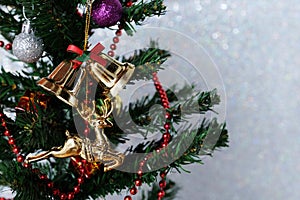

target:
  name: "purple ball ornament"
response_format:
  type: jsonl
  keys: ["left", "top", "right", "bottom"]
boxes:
{"left": 92, "top": 0, "right": 123, "bottom": 27}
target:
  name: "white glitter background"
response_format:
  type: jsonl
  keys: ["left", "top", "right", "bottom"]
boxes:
{"left": 1, "top": 0, "right": 300, "bottom": 199}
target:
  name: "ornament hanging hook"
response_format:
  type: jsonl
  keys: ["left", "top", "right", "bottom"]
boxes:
{"left": 21, "top": 6, "right": 32, "bottom": 34}
{"left": 22, "top": 6, "right": 29, "bottom": 21}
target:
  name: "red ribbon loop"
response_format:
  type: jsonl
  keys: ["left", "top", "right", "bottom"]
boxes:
{"left": 72, "top": 60, "right": 83, "bottom": 70}
{"left": 67, "top": 45, "right": 84, "bottom": 56}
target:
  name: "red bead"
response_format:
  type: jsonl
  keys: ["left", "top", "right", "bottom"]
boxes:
{"left": 67, "top": 193, "right": 74, "bottom": 200}
{"left": 108, "top": 50, "right": 115, "bottom": 57}
{"left": 156, "top": 85, "right": 162, "bottom": 90}
{"left": 116, "top": 29, "right": 122, "bottom": 36}
{"left": 124, "top": 196, "right": 132, "bottom": 200}
{"left": 2, "top": 122, "right": 6, "bottom": 127}
{"left": 161, "top": 143, "right": 168, "bottom": 148}
{"left": 160, "top": 171, "right": 166, "bottom": 179}
{"left": 126, "top": 1, "right": 133, "bottom": 7}
{"left": 60, "top": 193, "right": 67, "bottom": 200}
{"left": 8, "top": 138, "right": 15, "bottom": 145}
{"left": 158, "top": 190, "right": 165, "bottom": 198}
{"left": 12, "top": 147, "right": 20, "bottom": 154}
{"left": 31, "top": 168, "right": 40, "bottom": 174}
{"left": 164, "top": 123, "right": 170, "bottom": 130}
{"left": 17, "top": 155, "right": 24, "bottom": 163}
{"left": 130, "top": 187, "right": 137, "bottom": 195}
{"left": 53, "top": 189, "right": 60, "bottom": 196}
{"left": 0, "top": 41, "right": 4, "bottom": 47}
{"left": 135, "top": 179, "right": 142, "bottom": 186}
{"left": 23, "top": 162, "right": 31, "bottom": 168}
{"left": 113, "top": 37, "right": 119, "bottom": 43}
{"left": 39, "top": 174, "right": 47, "bottom": 180}
{"left": 84, "top": 128, "right": 90, "bottom": 135}
{"left": 110, "top": 44, "right": 117, "bottom": 50}
{"left": 79, "top": 168, "right": 85, "bottom": 174}
{"left": 163, "top": 102, "right": 169, "bottom": 108}
{"left": 139, "top": 161, "right": 145, "bottom": 167}
{"left": 137, "top": 170, "right": 143, "bottom": 176}
{"left": 77, "top": 177, "right": 84, "bottom": 184}
{"left": 74, "top": 186, "right": 80, "bottom": 194}
{"left": 74, "top": 156, "right": 81, "bottom": 163}
{"left": 47, "top": 182, "right": 54, "bottom": 188}
{"left": 118, "top": 23, "right": 123, "bottom": 29}
{"left": 4, "top": 130, "right": 10, "bottom": 136}
{"left": 165, "top": 113, "right": 171, "bottom": 119}
{"left": 5, "top": 43, "right": 12, "bottom": 50}
{"left": 159, "top": 180, "right": 167, "bottom": 188}
{"left": 162, "top": 98, "right": 168, "bottom": 103}
{"left": 163, "top": 133, "right": 171, "bottom": 142}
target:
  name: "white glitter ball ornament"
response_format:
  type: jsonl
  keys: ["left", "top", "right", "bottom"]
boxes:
{"left": 12, "top": 20, "right": 44, "bottom": 63}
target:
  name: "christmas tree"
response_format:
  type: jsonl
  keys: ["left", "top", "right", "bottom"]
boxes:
{"left": 0, "top": 0, "right": 229, "bottom": 199}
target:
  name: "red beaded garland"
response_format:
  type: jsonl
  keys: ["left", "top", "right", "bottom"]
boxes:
{"left": 0, "top": 113, "right": 86, "bottom": 199}
{"left": 126, "top": 73, "right": 171, "bottom": 200}
{"left": 108, "top": 29, "right": 122, "bottom": 57}
{"left": 0, "top": 41, "right": 12, "bottom": 51}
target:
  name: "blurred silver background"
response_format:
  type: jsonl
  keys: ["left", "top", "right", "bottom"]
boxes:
{"left": 1, "top": 0, "right": 300, "bottom": 199}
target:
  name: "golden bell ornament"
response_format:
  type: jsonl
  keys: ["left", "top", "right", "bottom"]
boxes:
{"left": 85, "top": 48, "right": 135, "bottom": 97}
{"left": 37, "top": 43, "right": 134, "bottom": 107}
{"left": 37, "top": 60, "right": 86, "bottom": 107}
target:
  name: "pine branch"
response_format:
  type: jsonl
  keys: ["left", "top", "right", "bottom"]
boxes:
{"left": 120, "top": 0, "right": 167, "bottom": 35}
{"left": 120, "top": 40, "right": 171, "bottom": 81}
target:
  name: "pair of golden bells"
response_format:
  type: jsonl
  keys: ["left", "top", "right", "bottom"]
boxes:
{"left": 38, "top": 43, "right": 134, "bottom": 107}
{"left": 25, "top": 43, "right": 135, "bottom": 172}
